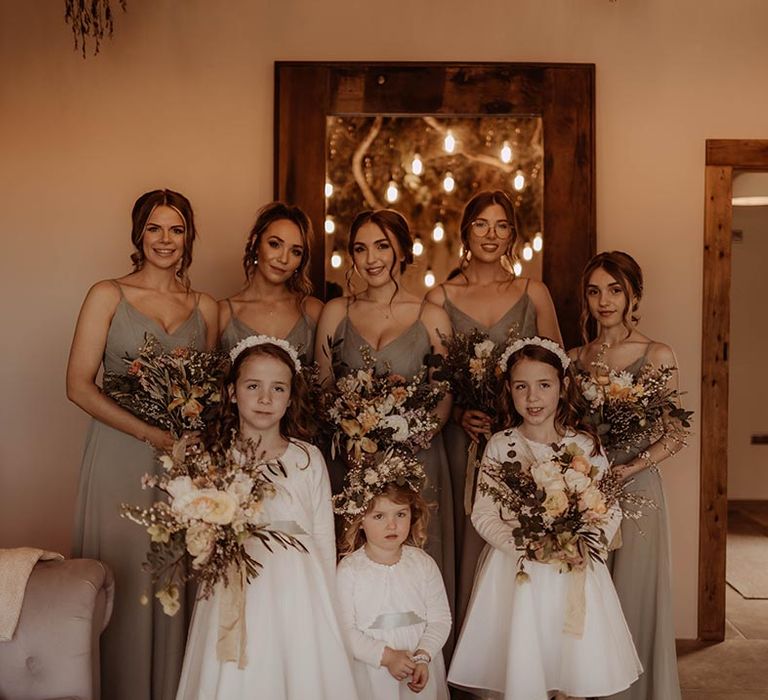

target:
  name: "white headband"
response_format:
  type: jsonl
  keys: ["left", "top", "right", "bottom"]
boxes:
{"left": 229, "top": 335, "right": 302, "bottom": 372}
{"left": 498, "top": 336, "right": 571, "bottom": 372}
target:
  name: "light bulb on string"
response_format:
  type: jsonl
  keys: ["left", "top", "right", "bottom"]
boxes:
{"left": 500, "top": 141, "right": 512, "bottom": 164}
{"left": 385, "top": 180, "right": 399, "bottom": 203}
{"left": 513, "top": 170, "right": 526, "bottom": 192}
{"left": 330, "top": 249, "right": 343, "bottom": 269}
{"left": 533, "top": 232, "right": 543, "bottom": 252}
{"left": 432, "top": 222, "right": 445, "bottom": 242}
{"left": 324, "top": 216, "right": 335, "bottom": 234}
{"left": 411, "top": 153, "right": 423, "bottom": 176}
{"left": 513, "top": 260, "right": 523, "bottom": 276}
{"left": 443, "top": 130, "right": 456, "bottom": 153}
{"left": 325, "top": 181, "right": 334, "bottom": 198}
{"left": 413, "top": 237, "right": 424, "bottom": 257}
{"left": 458, "top": 244, "right": 464, "bottom": 258}
{"left": 424, "top": 269, "right": 436, "bottom": 288}
{"left": 442, "top": 172, "right": 455, "bottom": 193}
{"left": 522, "top": 243, "right": 533, "bottom": 261}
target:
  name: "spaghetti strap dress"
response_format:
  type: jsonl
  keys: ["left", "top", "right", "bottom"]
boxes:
{"left": 331, "top": 301, "right": 456, "bottom": 636}
{"left": 72, "top": 281, "right": 208, "bottom": 700}
{"left": 219, "top": 299, "right": 317, "bottom": 362}
{"left": 575, "top": 345, "right": 682, "bottom": 700}
{"left": 441, "top": 280, "right": 537, "bottom": 631}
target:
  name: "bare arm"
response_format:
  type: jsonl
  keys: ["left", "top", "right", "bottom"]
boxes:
{"left": 314, "top": 298, "right": 346, "bottom": 386}
{"left": 66, "top": 281, "right": 173, "bottom": 450}
{"left": 528, "top": 279, "right": 563, "bottom": 345}
{"left": 197, "top": 293, "right": 220, "bottom": 350}
{"left": 421, "top": 303, "right": 453, "bottom": 428}
{"left": 217, "top": 298, "right": 234, "bottom": 346}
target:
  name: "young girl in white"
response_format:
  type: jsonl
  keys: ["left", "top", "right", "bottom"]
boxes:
{"left": 335, "top": 454, "right": 452, "bottom": 700}
{"left": 448, "top": 338, "right": 641, "bottom": 700}
{"left": 175, "top": 335, "right": 359, "bottom": 700}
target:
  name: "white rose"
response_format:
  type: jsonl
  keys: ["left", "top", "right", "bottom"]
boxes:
{"left": 226, "top": 473, "right": 255, "bottom": 504}
{"left": 474, "top": 339, "right": 496, "bottom": 359}
{"left": 579, "top": 485, "right": 608, "bottom": 515}
{"left": 380, "top": 414, "right": 410, "bottom": 441}
{"left": 581, "top": 381, "right": 600, "bottom": 403}
{"left": 166, "top": 476, "right": 194, "bottom": 501}
{"left": 530, "top": 460, "right": 565, "bottom": 492}
{"left": 542, "top": 490, "right": 569, "bottom": 518}
{"left": 563, "top": 468, "right": 591, "bottom": 494}
{"left": 185, "top": 522, "right": 216, "bottom": 567}
{"left": 173, "top": 488, "right": 238, "bottom": 525}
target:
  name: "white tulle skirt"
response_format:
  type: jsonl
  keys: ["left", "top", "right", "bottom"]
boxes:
{"left": 448, "top": 546, "right": 642, "bottom": 700}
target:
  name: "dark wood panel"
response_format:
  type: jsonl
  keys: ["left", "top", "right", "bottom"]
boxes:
{"left": 706, "top": 140, "right": 768, "bottom": 168}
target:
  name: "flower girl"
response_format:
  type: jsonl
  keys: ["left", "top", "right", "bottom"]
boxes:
{"left": 448, "top": 338, "right": 641, "bottom": 700}
{"left": 175, "top": 335, "right": 358, "bottom": 700}
{"left": 335, "top": 452, "right": 452, "bottom": 700}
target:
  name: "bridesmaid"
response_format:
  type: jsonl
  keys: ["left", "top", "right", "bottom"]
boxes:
{"left": 315, "top": 209, "right": 455, "bottom": 618}
{"left": 425, "top": 189, "right": 561, "bottom": 633}
{"left": 67, "top": 189, "right": 218, "bottom": 700}
{"left": 568, "top": 251, "right": 684, "bottom": 700}
{"left": 218, "top": 202, "right": 323, "bottom": 359}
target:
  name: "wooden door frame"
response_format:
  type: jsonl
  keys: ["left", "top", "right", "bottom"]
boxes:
{"left": 699, "top": 139, "right": 768, "bottom": 640}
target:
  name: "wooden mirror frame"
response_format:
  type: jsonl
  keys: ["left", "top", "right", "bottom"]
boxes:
{"left": 274, "top": 61, "right": 595, "bottom": 348}
{"left": 699, "top": 139, "right": 768, "bottom": 640}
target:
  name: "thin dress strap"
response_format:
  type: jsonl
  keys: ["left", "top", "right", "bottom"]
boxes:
{"left": 523, "top": 277, "right": 531, "bottom": 293}
{"left": 417, "top": 297, "right": 429, "bottom": 320}
{"left": 225, "top": 297, "right": 236, "bottom": 319}
{"left": 109, "top": 279, "right": 125, "bottom": 298}
{"left": 641, "top": 341, "right": 654, "bottom": 359}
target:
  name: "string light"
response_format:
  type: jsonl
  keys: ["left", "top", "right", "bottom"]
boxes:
{"left": 513, "top": 170, "right": 526, "bottom": 192}
{"left": 424, "top": 269, "right": 436, "bottom": 287}
{"left": 513, "top": 261, "right": 523, "bottom": 276}
{"left": 411, "top": 153, "right": 423, "bottom": 176}
{"left": 325, "top": 181, "right": 334, "bottom": 198}
{"left": 443, "top": 130, "right": 456, "bottom": 153}
{"left": 413, "top": 237, "right": 424, "bottom": 256}
{"left": 458, "top": 244, "right": 464, "bottom": 258}
{"left": 330, "top": 249, "right": 343, "bottom": 269}
{"left": 442, "top": 172, "right": 455, "bottom": 193}
{"left": 500, "top": 141, "right": 512, "bottom": 164}
{"left": 522, "top": 242, "right": 533, "bottom": 261}
{"left": 432, "top": 222, "right": 445, "bottom": 242}
{"left": 385, "top": 180, "right": 399, "bottom": 203}
{"left": 533, "top": 232, "right": 543, "bottom": 252}
{"left": 324, "top": 216, "right": 335, "bottom": 234}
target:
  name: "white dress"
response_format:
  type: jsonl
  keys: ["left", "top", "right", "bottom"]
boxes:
{"left": 448, "top": 429, "right": 642, "bottom": 700}
{"left": 176, "top": 440, "right": 359, "bottom": 700}
{"left": 337, "top": 545, "right": 452, "bottom": 700}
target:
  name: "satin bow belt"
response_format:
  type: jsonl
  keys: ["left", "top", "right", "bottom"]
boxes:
{"left": 270, "top": 520, "right": 308, "bottom": 535}
{"left": 368, "top": 611, "right": 425, "bottom": 630}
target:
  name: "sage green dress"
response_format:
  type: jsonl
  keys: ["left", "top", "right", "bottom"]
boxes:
{"left": 575, "top": 347, "right": 682, "bottom": 700}
{"left": 219, "top": 299, "right": 316, "bottom": 362}
{"left": 72, "top": 282, "right": 207, "bottom": 700}
{"left": 331, "top": 302, "right": 456, "bottom": 636}
{"left": 441, "top": 280, "right": 537, "bottom": 633}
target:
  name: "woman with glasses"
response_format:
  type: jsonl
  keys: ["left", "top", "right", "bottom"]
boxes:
{"left": 427, "top": 189, "right": 561, "bottom": 640}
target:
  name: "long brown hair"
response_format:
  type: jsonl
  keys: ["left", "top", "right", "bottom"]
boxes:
{"left": 579, "top": 251, "right": 643, "bottom": 343}
{"left": 130, "top": 189, "right": 197, "bottom": 286}
{"left": 338, "top": 483, "right": 431, "bottom": 556}
{"left": 457, "top": 189, "right": 519, "bottom": 274}
{"left": 498, "top": 342, "right": 600, "bottom": 455}
{"left": 206, "top": 343, "right": 316, "bottom": 448}
{"left": 242, "top": 202, "right": 314, "bottom": 306}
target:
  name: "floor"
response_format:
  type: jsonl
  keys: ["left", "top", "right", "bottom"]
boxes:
{"left": 677, "top": 501, "right": 768, "bottom": 699}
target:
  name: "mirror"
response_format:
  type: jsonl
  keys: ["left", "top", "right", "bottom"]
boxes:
{"left": 275, "top": 62, "right": 595, "bottom": 347}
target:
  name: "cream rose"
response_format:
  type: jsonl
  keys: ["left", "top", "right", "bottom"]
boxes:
{"left": 474, "top": 339, "right": 496, "bottom": 359}
{"left": 542, "top": 489, "right": 569, "bottom": 518}
{"left": 173, "top": 488, "right": 238, "bottom": 525}
{"left": 569, "top": 454, "right": 592, "bottom": 475}
{"left": 531, "top": 460, "right": 566, "bottom": 492}
{"left": 380, "top": 414, "right": 409, "bottom": 441}
{"left": 564, "top": 468, "right": 591, "bottom": 494}
{"left": 185, "top": 522, "right": 216, "bottom": 567}
{"left": 579, "top": 486, "right": 608, "bottom": 515}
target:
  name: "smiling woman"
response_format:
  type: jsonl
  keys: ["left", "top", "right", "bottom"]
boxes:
{"left": 66, "top": 188, "right": 219, "bottom": 700}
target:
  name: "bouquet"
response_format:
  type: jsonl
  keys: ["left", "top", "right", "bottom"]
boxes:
{"left": 103, "top": 334, "right": 228, "bottom": 437}
{"left": 478, "top": 439, "right": 628, "bottom": 576}
{"left": 120, "top": 435, "right": 306, "bottom": 615}
{"left": 322, "top": 346, "right": 447, "bottom": 462}
{"left": 577, "top": 345, "right": 693, "bottom": 459}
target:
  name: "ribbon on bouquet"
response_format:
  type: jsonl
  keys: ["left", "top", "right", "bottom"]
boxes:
{"left": 216, "top": 561, "right": 248, "bottom": 669}
{"left": 464, "top": 439, "right": 480, "bottom": 515}
{"left": 563, "top": 565, "right": 587, "bottom": 637}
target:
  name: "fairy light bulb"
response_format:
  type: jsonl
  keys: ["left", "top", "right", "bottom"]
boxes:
{"left": 444, "top": 130, "right": 456, "bottom": 153}
{"left": 522, "top": 242, "right": 533, "bottom": 261}
{"left": 513, "top": 170, "right": 526, "bottom": 192}
{"left": 432, "top": 222, "right": 445, "bottom": 242}
{"left": 424, "top": 269, "right": 436, "bottom": 288}
{"left": 500, "top": 141, "right": 512, "bottom": 164}
{"left": 513, "top": 261, "right": 523, "bottom": 276}
{"left": 533, "top": 232, "right": 543, "bottom": 252}
{"left": 411, "top": 153, "right": 423, "bottom": 176}
{"left": 385, "top": 180, "right": 399, "bottom": 203}
{"left": 324, "top": 216, "right": 335, "bottom": 234}
{"left": 325, "top": 181, "right": 334, "bottom": 198}
{"left": 330, "top": 250, "right": 343, "bottom": 269}
{"left": 413, "top": 237, "right": 424, "bottom": 257}
{"left": 458, "top": 244, "right": 464, "bottom": 258}
{"left": 442, "top": 172, "right": 455, "bottom": 193}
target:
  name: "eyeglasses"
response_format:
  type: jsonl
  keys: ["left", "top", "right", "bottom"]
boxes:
{"left": 470, "top": 218, "right": 514, "bottom": 239}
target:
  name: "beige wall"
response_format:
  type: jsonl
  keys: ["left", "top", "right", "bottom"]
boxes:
{"left": 5, "top": 0, "right": 768, "bottom": 639}
{"left": 728, "top": 206, "right": 768, "bottom": 499}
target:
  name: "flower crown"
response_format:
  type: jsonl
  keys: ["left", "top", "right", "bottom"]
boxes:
{"left": 332, "top": 451, "right": 426, "bottom": 522}
{"left": 229, "top": 334, "right": 302, "bottom": 372}
{"left": 498, "top": 336, "right": 571, "bottom": 372}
